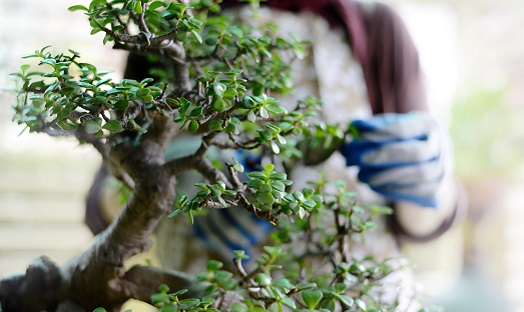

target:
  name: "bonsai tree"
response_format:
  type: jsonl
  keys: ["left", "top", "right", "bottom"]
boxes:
{"left": 1, "top": 0, "right": 433, "bottom": 311}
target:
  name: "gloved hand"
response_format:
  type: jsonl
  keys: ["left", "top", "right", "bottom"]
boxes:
{"left": 340, "top": 112, "right": 445, "bottom": 208}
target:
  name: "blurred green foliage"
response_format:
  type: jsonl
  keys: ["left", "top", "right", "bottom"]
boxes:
{"left": 450, "top": 87, "right": 523, "bottom": 180}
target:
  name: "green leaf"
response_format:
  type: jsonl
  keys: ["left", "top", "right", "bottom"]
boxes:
{"left": 167, "top": 98, "right": 180, "bottom": 107}
{"left": 205, "top": 36, "right": 219, "bottom": 46}
{"left": 257, "top": 130, "right": 272, "bottom": 141}
{"left": 68, "top": 5, "right": 89, "bottom": 12}
{"left": 186, "top": 210, "right": 194, "bottom": 224}
{"left": 149, "top": 1, "right": 165, "bottom": 10}
{"left": 188, "top": 120, "right": 199, "bottom": 132}
{"left": 90, "top": 26, "right": 104, "bottom": 35}
{"left": 95, "top": 96, "right": 108, "bottom": 103}
{"left": 134, "top": 0, "right": 143, "bottom": 14}
{"left": 270, "top": 141, "right": 280, "bottom": 154}
{"left": 302, "top": 290, "right": 323, "bottom": 309}
{"left": 270, "top": 181, "right": 285, "bottom": 192}
{"left": 263, "top": 163, "right": 275, "bottom": 173}
{"left": 78, "top": 80, "right": 94, "bottom": 88}
{"left": 29, "top": 94, "right": 45, "bottom": 101}
{"left": 302, "top": 199, "right": 316, "bottom": 209}
{"left": 168, "top": 208, "right": 182, "bottom": 219}
{"left": 292, "top": 191, "right": 305, "bottom": 201}
{"left": 179, "top": 298, "right": 200, "bottom": 310}
{"left": 281, "top": 297, "right": 296, "bottom": 309}
{"left": 272, "top": 278, "right": 293, "bottom": 289}
{"left": 269, "top": 171, "right": 287, "bottom": 180}
{"left": 278, "top": 121, "right": 294, "bottom": 132}
{"left": 256, "top": 191, "right": 275, "bottom": 206}
{"left": 363, "top": 221, "right": 376, "bottom": 230}
{"left": 141, "top": 95, "right": 154, "bottom": 103}
{"left": 231, "top": 303, "right": 248, "bottom": 312}
{"left": 210, "top": 97, "right": 225, "bottom": 112}
{"left": 129, "top": 119, "right": 147, "bottom": 133}
{"left": 189, "top": 106, "right": 203, "bottom": 117}
{"left": 223, "top": 87, "right": 236, "bottom": 100}
{"left": 211, "top": 83, "right": 226, "bottom": 97}
{"left": 209, "top": 120, "right": 222, "bottom": 131}
{"left": 247, "top": 169, "right": 268, "bottom": 179}
{"left": 336, "top": 294, "right": 355, "bottom": 308}
{"left": 258, "top": 184, "right": 272, "bottom": 193}
{"left": 172, "top": 288, "right": 189, "bottom": 297}
{"left": 160, "top": 304, "right": 179, "bottom": 312}
{"left": 84, "top": 119, "right": 101, "bottom": 134}
{"left": 233, "top": 250, "right": 249, "bottom": 260}
{"left": 191, "top": 29, "right": 203, "bottom": 44}
{"left": 297, "top": 283, "right": 317, "bottom": 291}
{"left": 9, "top": 72, "right": 24, "bottom": 79}
{"left": 65, "top": 80, "right": 78, "bottom": 88}
{"left": 102, "top": 34, "right": 113, "bottom": 45}
{"left": 207, "top": 260, "right": 223, "bottom": 272}
{"left": 224, "top": 122, "right": 237, "bottom": 133}
{"left": 158, "top": 284, "right": 170, "bottom": 293}
{"left": 20, "top": 64, "right": 31, "bottom": 73}
{"left": 114, "top": 99, "right": 129, "bottom": 110}
{"left": 175, "top": 31, "right": 187, "bottom": 41}
{"left": 254, "top": 273, "right": 272, "bottom": 287}
{"left": 331, "top": 277, "right": 346, "bottom": 289}
{"left": 266, "top": 104, "right": 285, "bottom": 115}
{"left": 136, "top": 88, "right": 151, "bottom": 97}
{"left": 188, "top": 17, "right": 203, "bottom": 28}
{"left": 201, "top": 297, "right": 215, "bottom": 306}
{"left": 259, "top": 107, "right": 269, "bottom": 119}
{"left": 214, "top": 270, "right": 233, "bottom": 283}
{"left": 102, "top": 120, "right": 123, "bottom": 133}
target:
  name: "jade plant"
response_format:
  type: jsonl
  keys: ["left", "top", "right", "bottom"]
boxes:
{"left": 0, "top": 1, "right": 435, "bottom": 311}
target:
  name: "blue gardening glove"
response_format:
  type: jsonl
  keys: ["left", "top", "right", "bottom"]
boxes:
{"left": 340, "top": 112, "right": 445, "bottom": 207}
{"left": 193, "top": 206, "right": 274, "bottom": 263}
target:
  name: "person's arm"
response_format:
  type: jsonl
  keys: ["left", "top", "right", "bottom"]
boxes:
{"left": 334, "top": 1, "right": 463, "bottom": 241}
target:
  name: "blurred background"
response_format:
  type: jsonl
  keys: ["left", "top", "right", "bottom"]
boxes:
{"left": 1, "top": 0, "right": 523, "bottom": 311}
